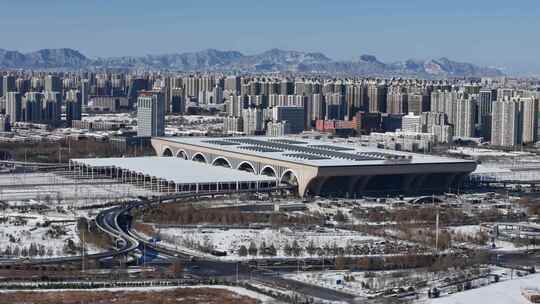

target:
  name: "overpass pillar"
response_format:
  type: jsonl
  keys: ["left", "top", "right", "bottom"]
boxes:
{"left": 307, "top": 177, "right": 328, "bottom": 196}
{"left": 357, "top": 176, "right": 372, "bottom": 194}
{"left": 347, "top": 176, "right": 362, "bottom": 196}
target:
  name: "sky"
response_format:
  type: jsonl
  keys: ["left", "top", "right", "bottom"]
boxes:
{"left": 0, "top": 0, "right": 539, "bottom": 75}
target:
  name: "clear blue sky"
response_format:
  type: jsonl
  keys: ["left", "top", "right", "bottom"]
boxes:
{"left": 1, "top": 0, "right": 539, "bottom": 74}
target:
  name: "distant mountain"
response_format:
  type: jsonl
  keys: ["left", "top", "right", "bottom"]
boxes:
{"left": 0, "top": 48, "right": 91, "bottom": 69}
{"left": 0, "top": 48, "right": 504, "bottom": 77}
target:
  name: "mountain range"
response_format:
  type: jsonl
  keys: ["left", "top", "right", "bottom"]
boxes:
{"left": 0, "top": 48, "right": 504, "bottom": 77}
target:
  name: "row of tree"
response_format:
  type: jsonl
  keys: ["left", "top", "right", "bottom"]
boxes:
{"left": 138, "top": 204, "right": 323, "bottom": 226}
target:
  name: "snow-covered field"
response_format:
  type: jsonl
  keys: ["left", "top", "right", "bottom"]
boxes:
{"left": 285, "top": 269, "right": 429, "bottom": 298}
{"left": 0, "top": 285, "right": 279, "bottom": 303}
{"left": 0, "top": 212, "right": 99, "bottom": 257}
{"left": 431, "top": 272, "right": 540, "bottom": 304}
{"left": 448, "top": 224, "right": 540, "bottom": 252}
{"left": 0, "top": 172, "right": 152, "bottom": 258}
{"left": 158, "top": 227, "right": 383, "bottom": 260}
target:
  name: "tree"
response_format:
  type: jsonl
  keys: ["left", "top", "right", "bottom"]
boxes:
{"left": 283, "top": 242, "right": 293, "bottom": 256}
{"left": 335, "top": 256, "right": 346, "bottom": 270}
{"left": 267, "top": 244, "right": 277, "bottom": 256}
{"left": 21, "top": 246, "right": 28, "bottom": 257}
{"left": 306, "top": 240, "right": 317, "bottom": 256}
{"left": 334, "top": 210, "right": 347, "bottom": 223}
{"left": 248, "top": 241, "right": 258, "bottom": 256}
{"left": 28, "top": 243, "right": 38, "bottom": 257}
{"left": 169, "top": 260, "right": 183, "bottom": 278}
{"left": 3, "top": 245, "right": 12, "bottom": 256}
{"left": 238, "top": 245, "right": 248, "bottom": 257}
{"left": 291, "top": 240, "right": 303, "bottom": 257}
{"left": 259, "top": 241, "right": 267, "bottom": 256}
{"left": 38, "top": 245, "right": 46, "bottom": 257}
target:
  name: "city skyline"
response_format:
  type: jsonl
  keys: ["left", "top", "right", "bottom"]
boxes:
{"left": 1, "top": 0, "right": 539, "bottom": 75}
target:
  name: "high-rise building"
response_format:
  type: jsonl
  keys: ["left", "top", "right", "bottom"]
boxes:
{"left": 430, "top": 90, "right": 458, "bottom": 124}
{"left": 16, "top": 78, "right": 30, "bottom": 95}
{"left": 22, "top": 92, "right": 43, "bottom": 122}
{"left": 223, "top": 116, "right": 243, "bottom": 133}
{"left": 266, "top": 121, "right": 291, "bottom": 136}
{"left": 224, "top": 76, "right": 241, "bottom": 94}
{"left": 454, "top": 98, "right": 475, "bottom": 138}
{"left": 81, "top": 79, "right": 90, "bottom": 106}
{"left": 271, "top": 106, "right": 305, "bottom": 134}
{"left": 491, "top": 100, "right": 520, "bottom": 147}
{"left": 0, "top": 115, "right": 10, "bottom": 132}
{"left": 401, "top": 113, "right": 422, "bottom": 133}
{"left": 311, "top": 94, "right": 325, "bottom": 122}
{"left": 42, "top": 91, "right": 62, "bottom": 126}
{"left": 477, "top": 89, "right": 497, "bottom": 139}
{"left": 44, "top": 75, "right": 61, "bottom": 92}
{"left": 280, "top": 80, "right": 294, "bottom": 95}
{"left": 421, "top": 112, "right": 453, "bottom": 143}
{"left": 170, "top": 88, "right": 185, "bottom": 114}
{"left": 325, "top": 93, "right": 346, "bottom": 120}
{"left": 128, "top": 78, "right": 149, "bottom": 108}
{"left": 521, "top": 97, "right": 538, "bottom": 144}
{"left": 367, "top": 84, "right": 387, "bottom": 113}
{"left": 242, "top": 108, "right": 264, "bottom": 135}
{"left": 6, "top": 92, "right": 22, "bottom": 122}
{"left": 66, "top": 90, "right": 82, "bottom": 124}
{"left": 345, "top": 83, "right": 367, "bottom": 117}
{"left": 227, "top": 95, "right": 247, "bottom": 117}
{"left": 407, "top": 94, "right": 430, "bottom": 115}
{"left": 2, "top": 75, "right": 16, "bottom": 97}
{"left": 137, "top": 91, "right": 165, "bottom": 137}
{"left": 386, "top": 90, "right": 408, "bottom": 115}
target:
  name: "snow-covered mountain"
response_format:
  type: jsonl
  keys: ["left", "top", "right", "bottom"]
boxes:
{"left": 0, "top": 48, "right": 504, "bottom": 77}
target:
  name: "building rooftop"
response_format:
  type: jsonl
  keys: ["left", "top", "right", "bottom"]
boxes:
{"left": 71, "top": 156, "right": 275, "bottom": 184}
{"left": 157, "top": 136, "right": 475, "bottom": 167}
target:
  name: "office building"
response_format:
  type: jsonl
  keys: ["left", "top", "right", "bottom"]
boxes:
{"left": 271, "top": 106, "right": 305, "bottom": 134}
{"left": 137, "top": 91, "right": 165, "bottom": 137}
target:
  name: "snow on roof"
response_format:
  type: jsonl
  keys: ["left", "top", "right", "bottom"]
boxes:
{"left": 431, "top": 273, "right": 540, "bottom": 304}
{"left": 157, "top": 136, "right": 475, "bottom": 167}
{"left": 71, "top": 157, "right": 275, "bottom": 184}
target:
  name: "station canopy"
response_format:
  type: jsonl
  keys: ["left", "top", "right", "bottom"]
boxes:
{"left": 71, "top": 156, "right": 275, "bottom": 184}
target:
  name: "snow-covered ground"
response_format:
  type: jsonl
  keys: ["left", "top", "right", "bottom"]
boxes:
{"left": 285, "top": 269, "right": 431, "bottom": 298}
{"left": 0, "top": 172, "right": 151, "bottom": 258}
{"left": 0, "top": 285, "right": 279, "bottom": 303}
{"left": 0, "top": 212, "right": 99, "bottom": 257}
{"left": 431, "top": 272, "right": 540, "bottom": 304}
{"left": 448, "top": 224, "right": 540, "bottom": 252}
{"left": 158, "top": 227, "right": 383, "bottom": 260}
{"left": 0, "top": 173, "right": 157, "bottom": 206}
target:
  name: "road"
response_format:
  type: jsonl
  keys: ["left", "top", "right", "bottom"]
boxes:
{"left": 0, "top": 188, "right": 386, "bottom": 303}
